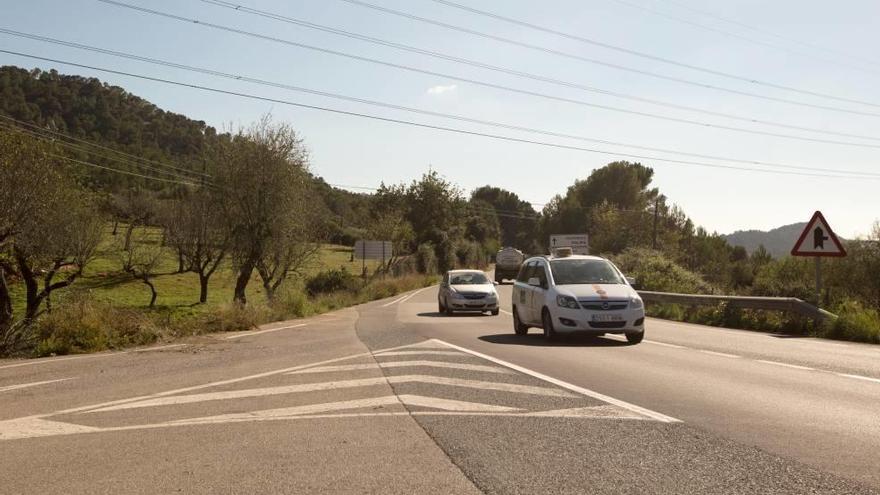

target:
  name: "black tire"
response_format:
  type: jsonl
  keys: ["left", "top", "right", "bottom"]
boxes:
{"left": 512, "top": 307, "right": 528, "bottom": 335}
{"left": 491, "top": 309, "right": 500, "bottom": 316}
{"left": 626, "top": 331, "right": 644, "bottom": 344}
{"left": 541, "top": 309, "right": 557, "bottom": 341}
{"left": 445, "top": 302, "right": 454, "bottom": 316}
{"left": 438, "top": 299, "right": 445, "bottom": 313}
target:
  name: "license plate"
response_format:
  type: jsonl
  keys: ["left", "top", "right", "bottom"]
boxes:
{"left": 591, "top": 314, "right": 623, "bottom": 322}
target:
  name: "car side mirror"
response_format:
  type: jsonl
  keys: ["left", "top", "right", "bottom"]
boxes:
{"left": 493, "top": 281, "right": 499, "bottom": 286}
{"left": 527, "top": 277, "right": 541, "bottom": 287}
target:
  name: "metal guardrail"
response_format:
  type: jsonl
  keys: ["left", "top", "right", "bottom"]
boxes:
{"left": 637, "top": 291, "right": 837, "bottom": 322}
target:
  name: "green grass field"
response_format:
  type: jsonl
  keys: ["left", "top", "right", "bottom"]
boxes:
{"left": 8, "top": 224, "right": 383, "bottom": 319}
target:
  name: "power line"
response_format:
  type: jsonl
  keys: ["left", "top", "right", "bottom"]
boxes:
{"left": 0, "top": 113, "right": 210, "bottom": 178}
{"left": 416, "top": 0, "right": 880, "bottom": 110}
{"left": 195, "top": 2, "right": 880, "bottom": 120}
{"left": 82, "top": 4, "right": 880, "bottom": 149}
{"left": 0, "top": 115, "right": 210, "bottom": 183}
{"left": 606, "top": 0, "right": 880, "bottom": 75}
{"left": 3, "top": 40, "right": 878, "bottom": 178}
{"left": 3, "top": 49, "right": 877, "bottom": 182}
{"left": 658, "top": 0, "right": 880, "bottom": 70}
{"left": 0, "top": 121, "right": 205, "bottom": 186}
{"left": 182, "top": 4, "right": 880, "bottom": 141}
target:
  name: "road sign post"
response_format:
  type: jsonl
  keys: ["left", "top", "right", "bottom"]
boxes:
{"left": 790, "top": 211, "right": 846, "bottom": 306}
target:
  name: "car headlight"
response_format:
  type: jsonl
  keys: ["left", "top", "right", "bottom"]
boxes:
{"left": 629, "top": 296, "right": 644, "bottom": 309}
{"left": 486, "top": 292, "right": 497, "bottom": 300}
{"left": 556, "top": 295, "right": 580, "bottom": 309}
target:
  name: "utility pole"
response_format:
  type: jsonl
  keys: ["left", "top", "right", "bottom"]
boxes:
{"left": 652, "top": 197, "right": 660, "bottom": 250}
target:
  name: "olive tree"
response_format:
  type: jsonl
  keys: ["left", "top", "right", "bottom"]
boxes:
{"left": 118, "top": 226, "right": 165, "bottom": 308}
{"left": 212, "top": 117, "right": 314, "bottom": 305}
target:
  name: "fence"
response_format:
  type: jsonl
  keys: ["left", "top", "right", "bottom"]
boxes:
{"left": 637, "top": 291, "right": 837, "bottom": 322}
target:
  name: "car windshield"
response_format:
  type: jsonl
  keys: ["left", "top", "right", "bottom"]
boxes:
{"left": 450, "top": 272, "right": 490, "bottom": 285}
{"left": 550, "top": 259, "right": 624, "bottom": 285}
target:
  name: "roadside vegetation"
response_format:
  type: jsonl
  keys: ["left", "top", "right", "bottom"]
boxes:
{"left": 1, "top": 66, "right": 878, "bottom": 355}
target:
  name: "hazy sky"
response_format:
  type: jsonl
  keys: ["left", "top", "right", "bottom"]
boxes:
{"left": 2, "top": 0, "right": 879, "bottom": 237}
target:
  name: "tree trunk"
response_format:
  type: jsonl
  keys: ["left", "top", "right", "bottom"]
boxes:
{"left": 198, "top": 273, "right": 209, "bottom": 304}
{"left": 0, "top": 264, "right": 13, "bottom": 335}
{"left": 15, "top": 250, "right": 40, "bottom": 322}
{"left": 124, "top": 222, "right": 136, "bottom": 251}
{"left": 178, "top": 252, "right": 186, "bottom": 274}
{"left": 233, "top": 261, "right": 254, "bottom": 305}
{"left": 141, "top": 276, "right": 157, "bottom": 308}
{"left": 112, "top": 220, "right": 119, "bottom": 236}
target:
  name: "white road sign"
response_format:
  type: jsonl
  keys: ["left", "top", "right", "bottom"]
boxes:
{"left": 549, "top": 234, "right": 589, "bottom": 255}
{"left": 354, "top": 240, "right": 393, "bottom": 261}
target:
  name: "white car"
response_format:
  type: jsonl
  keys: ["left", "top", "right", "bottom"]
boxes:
{"left": 511, "top": 251, "right": 645, "bottom": 343}
{"left": 438, "top": 270, "right": 500, "bottom": 316}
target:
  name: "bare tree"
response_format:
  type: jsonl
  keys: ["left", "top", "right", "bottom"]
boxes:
{"left": 119, "top": 227, "right": 164, "bottom": 308}
{"left": 212, "top": 116, "right": 312, "bottom": 305}
{"left": 164, "top": 191, "right": 228, "bottom": 304}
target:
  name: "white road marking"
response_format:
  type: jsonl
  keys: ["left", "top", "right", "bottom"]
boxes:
{"left": 131, "top": 344, "right": 186, "bottom": 352}
{"left": 225, "top": 323, "right": 306, "bottom": 340}
{"left": 373, "top": 350, "right": 465, "bottom": 357}
{"left": 50, "top": 342, "right": 422, "bottom": 416}
{"left": 756, "top": 360, "right": 815, "bottom": 371}
{"left": 0, "top": 353, "right": 118, "bottom": 370}
{"left": 699, "top": 350, "right": 741, "bottom": 359}
{"left": 0, "top": 417, "right": 101, "bottom": 441}
{"left": 0, "top": 377, "right": 75, "bottom": 393}
{"left": 524, "top": 405, "right": 644, "bottom": 419}
{"left": 399, "top": 394, "right": 519, "bottom": 412}
{"left": 382, "top": 287, "right": 431, "bottom": 307}
{"left": 499, "top": 309, "right": 512, "bottom": 316}
{"left": 433, "top": 339, "right": 681, "bottom": 423}
{"left": 88, "top": 373, "right": 573, "bottom": 413}
{"left": 644, "top": 340, "right": 687, "bottom": 349}
{"left": 291, "top": 360, "right": 512, "bottom": 375}
{"left": 835, "top": 373, "right": 880, "bottom": 384}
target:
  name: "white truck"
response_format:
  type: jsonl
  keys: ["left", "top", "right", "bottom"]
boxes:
{"left": 494, "top": 247, "right": 525, "bottom": 284}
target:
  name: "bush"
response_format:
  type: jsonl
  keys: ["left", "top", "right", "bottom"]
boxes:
{"left": 33, "top": 296, "right": 161, "bottom": 356}
{"left": 611, "top": 247, "right": 715, "bottom": 293}
{"left": 822, "top": 300, "right": 880, "bottom": 344}
{"left": 416, "top": 243, "right": 437, "bottom": 274}
{"left": 455, "top": 240, "right": 485, "bottom": 269}
{"left": 305, "top": 268, "right": 360, "bottom": 296}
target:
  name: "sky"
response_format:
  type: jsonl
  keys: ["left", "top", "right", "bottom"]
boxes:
{"left": 2, "top": 0, "right": 879, "bottom": 237}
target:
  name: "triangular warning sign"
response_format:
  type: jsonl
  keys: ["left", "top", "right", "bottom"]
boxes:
{"left": 791, "top": 211, "right": 846, "bottom": 257}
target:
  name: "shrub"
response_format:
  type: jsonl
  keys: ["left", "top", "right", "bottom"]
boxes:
{"left": 416, "top": 243, "right": 437, "bottom": 274}
{"left": 611, "top": 247, "right": 715, "bottom": 293}
{"left": 305, "top": 268, "right": 360, "bottom": 296}
{"left": 822, "top": 300, "right": 880, "bottom": 344}
{"left": 33, "top": 296, "right": 161, "bottom": 356}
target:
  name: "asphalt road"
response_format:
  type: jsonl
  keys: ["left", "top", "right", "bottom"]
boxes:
{"left": 1, "top": 283, "right": 878, "bottom": 494}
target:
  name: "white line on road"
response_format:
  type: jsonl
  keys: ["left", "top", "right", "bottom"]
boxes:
{"left": 432, "top": 339, "right": 681, "bottom": 423}
{"left": 699, "top": 350, "right": 741, "bottom": 359}
{"left": 835, "top": 373, "right": 880, "bottom": 384}
{"left": 290, "top": 360, "right": 512, "bottom": 374}
{"left": 756, "top": 360, "right": 815, "bottom": 371}
{"left": 382, "top": 287, "right": 431, "bottom": 307}
{"left": 373, "top": 350, "right": 465, "bottom": 357}
{"left": 0, "top": 377, "right": 75, "bottom": 393}
{"left": 131, "top": 344, "right": 187, "bottom": 352}
{"left": 0, "top": 353, "right": 117, "bottom": 371}
{"left": 499, "top": 309, "right": 512, "bottom": 316}
{"left": 643, "top": 340, "right": 687, "bottom": 349}
{"left": 225, "top": 323, "right": 306, "bottom": 340}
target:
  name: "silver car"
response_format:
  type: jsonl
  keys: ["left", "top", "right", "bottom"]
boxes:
{"left": 438, "top": 270, "right": 500, "bottom": 316}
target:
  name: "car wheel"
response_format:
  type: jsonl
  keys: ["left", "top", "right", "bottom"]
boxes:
{"left": 626, "top": 331, "right": 644, "bottom": 344}
{"left": 438, "top": 299, "right": 445, "bottom": 313}
{"left": 491, "top": 309, "right": 499, "bottom": 316}
{"left": 541, "top": 309, "right": 557, "bottom": 341}
{"left": 445, "top": 302, "right": 454, "bottom": 316}
{"left": 512, "top": 307, "right": 528, "bottom": 335}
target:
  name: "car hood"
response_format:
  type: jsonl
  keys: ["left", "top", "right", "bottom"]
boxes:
{"left": 450, "top": 284, "right": 496, "bottom": 295}
{"left": 557, "top": 284, "right": 636, "bottom": 301}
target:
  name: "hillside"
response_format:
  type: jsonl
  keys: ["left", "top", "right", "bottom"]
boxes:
{"left": 723, "top": 223, "right": 806, "bottom": 258}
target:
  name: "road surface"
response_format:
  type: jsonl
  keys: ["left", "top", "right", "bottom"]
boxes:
{"left": 1, "top": 283, "right": 878, "bottom": 493}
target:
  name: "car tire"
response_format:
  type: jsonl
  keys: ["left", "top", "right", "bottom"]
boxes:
{"left": 541, "top": 309, "right": 557, "bottom": 341}
{"left": 626, "top": 331, "right": 644, "bottom": 344}
{"left": 445, "top": 302, "right": 454, "bottom": 316}
{"left": 512, "top": 307, "right": 528, "bottom": 335}
{"left": 438, "top": 299, "right": 445, "bottom": 313}
{"left": 491, "top": 309, "right": 500, "bottom": 316}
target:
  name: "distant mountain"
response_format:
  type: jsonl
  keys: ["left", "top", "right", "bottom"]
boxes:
{"left": 723, "top": 223, "right": 807, "bottom": 258}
